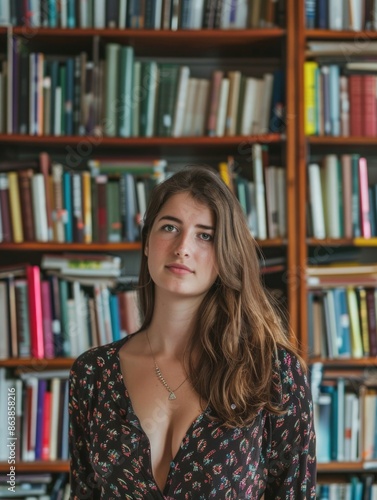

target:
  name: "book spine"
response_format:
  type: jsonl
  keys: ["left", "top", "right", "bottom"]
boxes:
{"left": 359, "top": 157, "right": 371, "bottom": 238}
{"left": 27, "top": 265, "right": 45, "bottom": 359}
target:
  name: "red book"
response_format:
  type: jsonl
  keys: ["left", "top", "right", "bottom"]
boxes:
{"left": 27, "top": 265, "right": 45, "bottom": 359}
{"left": 348, "top": 75, "right": 363, "bottom": 136}
{"left": 362, "top": 75, "right": 377, "bottom": 137}
{"left": 41, "top": 389, "right": 52, "bottom": 461}
{"left": 359, "top": 157, "right": 372, "bottom": 238}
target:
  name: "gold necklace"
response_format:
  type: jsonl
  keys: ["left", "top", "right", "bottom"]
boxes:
{"left": 146, "top": 330, "right": 188, "bottom": 400}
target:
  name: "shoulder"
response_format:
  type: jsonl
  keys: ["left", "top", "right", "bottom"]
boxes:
{"left": 69, "top": 337, "right": 128, "bottom": 379}
{"left": 271, "top": 346, "right": 311, "bottom": 408}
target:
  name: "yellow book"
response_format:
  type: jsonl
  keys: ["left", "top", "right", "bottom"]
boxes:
{"left": 304, "top": 61, "right": 318, "bottom": 136}
{"left": 82, "top": 171, "right": 92, "bottom": 244}
{"left": 346, "top": 286, "right": 363, "bottom": 358}
{"left": 357, "top": 287, "right": 370, "bottom": 357}
{"left": 7, "top": 172, "right": 23, "bottom": 243}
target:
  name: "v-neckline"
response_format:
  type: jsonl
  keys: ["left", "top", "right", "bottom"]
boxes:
{"left": 115, "top": 336, "right": 211, "bottom": 496}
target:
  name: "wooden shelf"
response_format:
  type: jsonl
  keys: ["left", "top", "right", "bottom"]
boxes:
{"left": 317, "top": 461, "right": 377, "bottom": 473}
{"left": 0, "top": 461, "right": 69, "bottom": 473}
{"left": 305, "top": 29, "right": 377, "bottom": 40}
{"left": 0, "top": 242, "right": 142, "bottom": 251}
{"left": 0, "top": 358, "right": 74, "bottom": 369}
{"left": 310, "top": 357, "right": 377, "bottom": 367}
{"left": 308, "top": 136, "right": 377, "bottom": 146}
{"left": 307, "top": 237, "right": 377, "bottom": 247}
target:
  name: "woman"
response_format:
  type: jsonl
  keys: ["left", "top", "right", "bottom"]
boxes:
{"left": 69, "top": 166, "right": 316, "bottom": 499}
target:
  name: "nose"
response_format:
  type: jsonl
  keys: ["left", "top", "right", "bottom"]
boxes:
{"left": 174, "top": 233, "right": 190, "bottom": 257}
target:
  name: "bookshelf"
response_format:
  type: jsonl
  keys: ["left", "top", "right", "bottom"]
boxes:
{"left": 298, "top": 1, "right": 377, "bottom": 492}
{"left": 0, "top": 0, "right": 298, "bottom": 489}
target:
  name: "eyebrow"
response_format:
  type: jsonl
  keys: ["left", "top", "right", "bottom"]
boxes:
{"left": 158, "top": 215, "right": 215, "bottom": 231}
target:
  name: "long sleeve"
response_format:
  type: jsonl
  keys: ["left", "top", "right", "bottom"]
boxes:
{"left": 265, "top": 350, "right": 317, "bottom": 499}
{"left": 69, "top": 358, "right": 100, "bottom": 500}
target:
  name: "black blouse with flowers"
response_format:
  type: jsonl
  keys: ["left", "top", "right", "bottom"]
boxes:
{"left": 69, "top": 336, "right": 316, "bottom": 499}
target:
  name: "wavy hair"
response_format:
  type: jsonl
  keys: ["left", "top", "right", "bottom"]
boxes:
{"left": 138, "top": 165, "right": 303, "bottom": 427}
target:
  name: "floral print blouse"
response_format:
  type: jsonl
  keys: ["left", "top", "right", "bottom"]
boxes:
{"left": 69, "top": 336, "right": 316, "bottom": 499}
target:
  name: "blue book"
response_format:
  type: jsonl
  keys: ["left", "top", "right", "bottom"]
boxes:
{"left": 316, "top": 0, "right": 328, "bottom": 29}
{"left": 269, "top": 69, "right": 285, "bottom": 133}
{"left": 305, "top": 0, "right": 316, "bottom": 28}
{"left": 321, "top": 385, "right": 337, "bottom": 461}
{"left": 109, "top": 293, "right": 121, "bottom": 341}
{"left": 351, "top": 155, "right": 361, "bottom": 237}
{"left": 369, "top": 187, "right": 376, "bottom": 236}
{"left": 35, "top": 379, "right": 47, "bottom": 460}
{"left": 315, "top": 390, "right": 332, "bottom": 462}
{"left": 67, "top": 0, "right": 76, "bottom": 28}
{"left": 63, "top": 171, "right": 73, "bottom": 243}
{"left": 329, "top": 65, "right": 340, "bottom": 136}
{"left": 332, "top": 288, "right": 351, "bottom": 357}
{"left": 48, "top": 0, "right": 57, "bottom": 27}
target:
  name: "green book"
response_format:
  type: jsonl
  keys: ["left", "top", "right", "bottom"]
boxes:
{"left": 132, "top": 61, "right": 141, "bottom": 137}
{"left": 140, "top": 61, "right": 158, "bottom": 137}
{"left": 118, "top": 46, "right": 134, "bottom": 138}
{"left": 106, "top": 179, "right": 121, "bottom": 242}
{"left": 156, "top": 63, "right": 179, "bottom": 137}
{"left": 104, "top": 43, "right": 121, "bottom": 137}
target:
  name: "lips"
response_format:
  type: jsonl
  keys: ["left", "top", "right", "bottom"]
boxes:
{"left": 166, "top": 263, "right": 193, "bottom": 273}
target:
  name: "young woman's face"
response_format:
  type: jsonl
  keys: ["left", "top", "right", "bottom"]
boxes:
{"left": 145, "top": 192, "right": 218, "bottom": 301}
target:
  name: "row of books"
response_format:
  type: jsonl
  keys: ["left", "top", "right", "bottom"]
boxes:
{"left": 313, "top": 372, "right": 377, "bottom": 463}
{"left": 317, "top": 478, "right": 377, "bottom": 500}
{"left": 308, "top": 284, "right": 377, "bottom": 360}
{"left": 304, "top": 62, "right": 377, "bottom": 137}
{"left": 0, "top": 155, "right": 166, "bottom": 244}
{"left": 0, "top": 0, "right": 283, "bottom": 30}
{"left": 3, "top": 36, "right": 285, "bottom": 138}
{"left": 305, "top": 0, "right": 377, "bottom": 31}
{"left": 0, "top": 259, "right": 141, "bottom": 360}
{"left": 0, "top": 473, "right": 69, "bottom": 499}
{"left": 307, "top": 155, "right": 377, "bottom": 239}
{"left": 0, "top": 369, "right": 69, "bottom": 463}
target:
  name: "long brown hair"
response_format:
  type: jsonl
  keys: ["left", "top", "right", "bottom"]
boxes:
{"left": 138, "top": 166, "right": 302, "bottom": 427}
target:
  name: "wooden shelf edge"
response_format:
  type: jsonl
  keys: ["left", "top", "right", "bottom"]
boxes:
{"left": 0, "top": 27, "right": 286, "bottom": 39}
{"left": 0, "top": 242, "right": 142, "bottom": 251}
{"left": 305, "top": 29, "right": 377, "bottom": 40}
{"left": 309, "top": 357, "right": 377, "bottom": 366}
{"left": 307, "top": 237, "right": 377, "bottom": 246}
{"left": 0, "top": 133, "right": 284, "bottom": 147}
{"left": 317, "top": 461, "right": 377, "bottom": 473}
{"left": 0, "top": 461, "right": 69, "bottom": 473}
{"left": 0, "top": 358, "right": 75, "bottom": 368}
{"left": 308, "top": 136, "right": 377, "bottom": 145}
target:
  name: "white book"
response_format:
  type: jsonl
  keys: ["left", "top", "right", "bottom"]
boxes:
{"left": 308, "top": 163, "right": 326, "bottom": 239}
{"left": 154, "top": 0, "right": 162, "bottom": 28}
{"left": 190, "top": 0, "right": 205, "bottom": 28}
{"left": 145, "top": 63, "right": 159, "bottom": 137}
{"left": 260, "top": 73, "right": 274, "bottom": 133}
{"left": 94, "top": 284, "right": 107, "bottom": 345}
{"left": 192, "top": 79, "right": 210, "bottom": 136}
{"left": 60, "top": 0, "right": 68, "bottom": 27}
{"left": 29, "top": 0, "right": 41, "bottom": 27}
{"left": 323, "top": 155, "right": 341, "bottom": 238}
{"left": 101, "top": 285, "right": 113, "bottom": 344}
{"left": 0, "top": 1, "right": 10, "bottom": 25}
{"left": 252, "top": 144, "right": 267, "bottom": 240}
{"left": 24, "top": 377, "right": 39, "bottom": 461}
{"left": 31, "top": 173, "right": 49, "bottom": 242}
{"left": 363, "top": 393, "right": 377, "bottom": 460}
{"left": 94, "top": 0, "right": 106, "bottom": 28}
{"left": 172, "top": 66, "right": 190, "bottom": 137}
{"left": 80, "top": 0, "right": 90, "bottom": 28}
{"left": 136, "top": 180, "right": 147, "bottom": 221}
{"left": 344, "top": 392, "right": 356, "bottom": 460}
{"left": 240, "top": 77, "right": 258, "bottom": 135}
{"left": 182, "top": 78, "right": 199, "bottom": 136}
{"left": 49, "top": 378, "right": 61, "bottom": 461}
{"left": 328, "top": 0, "right": 343, "bottom": 29}
{"left": 234, "top": 0, "right": 249, "bottom": 28}
{"left": 73, "top": 281, "right": 90, "bottom": 354}
{"left": 215, "top": 78, "right": 230, "bottom": 137}
{"left": 276, "top": 168, "right": 286, "bottom": 237}
{"left": 349, "top": 0, "right": 363, "bottom": 31}
{"left": 247, "top": 181, "right": 258, "bottom": 236}
{"left": 66, "top": 299, "right": 77, "bottom": 357}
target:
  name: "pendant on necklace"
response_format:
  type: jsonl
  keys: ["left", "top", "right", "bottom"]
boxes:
{"left": 168, "top": 392, "right": 176, "bottom": 400}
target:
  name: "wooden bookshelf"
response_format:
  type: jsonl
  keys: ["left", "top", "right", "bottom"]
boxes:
{"left": 0, "top": 0, "right": 299, "bottom": 483}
